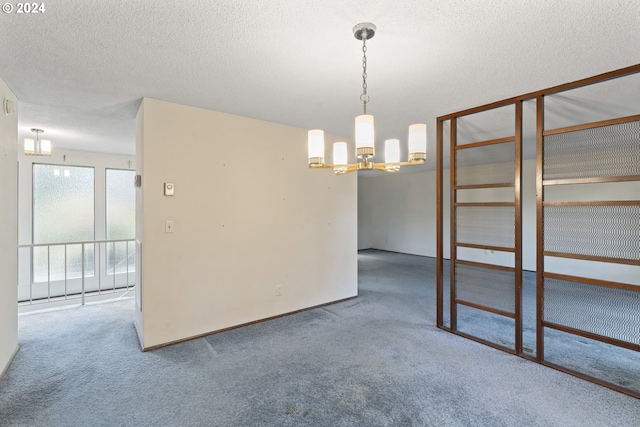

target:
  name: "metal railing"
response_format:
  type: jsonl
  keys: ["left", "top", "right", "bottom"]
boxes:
{"left": 18, "top": 239, "right": 136, "bottom": 306}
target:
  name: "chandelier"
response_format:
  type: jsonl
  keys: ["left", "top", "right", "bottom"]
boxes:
{"left": 307, "top": 23, "right": 427, "bottom": 174}
{"left": 24, "top": 128, "right": 52, "bottom": 156}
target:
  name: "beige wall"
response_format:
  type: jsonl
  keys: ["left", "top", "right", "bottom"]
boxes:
{"left": 135, "top": 98, "right": 357, "bottom": 349}
{"left": 134, "top": 101, "right": 145, "bottom": 343}
{"left": 0, "top": 77, "right": 18, "bottom": 376}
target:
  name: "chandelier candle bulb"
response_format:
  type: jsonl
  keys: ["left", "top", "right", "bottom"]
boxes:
{"left": 408, "top": 124, "right": 427, "bottom": 162}
{"left": 385, "top": 139, "right": 401, "bottom": 172}
{"left": 40, "top": 139, "right": 52, "bottom": 154}
{"left": 333, "top": 142, "right": 348, "bottom": 174}
{"left": 24, "top": 138, "right": 35, "bottom": 155}
{"left": 355, "top": 114, "right": 375, "bottom": 157}
{"left": 385, "top": 139, "right": 400, "bottom": 163}
{"left": 308, "top": 129, "right": 325, "bottom": 165}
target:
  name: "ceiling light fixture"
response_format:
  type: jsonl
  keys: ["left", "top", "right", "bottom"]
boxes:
{"left": 308, "top": 23, "right": 427, "bottom": 174}
{"left": 24, "top": 128, "right": 52, "bottom": 156}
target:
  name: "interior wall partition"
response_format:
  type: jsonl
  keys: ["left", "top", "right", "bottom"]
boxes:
{"left": 446, "top": 105, "right": 523, "bottom": 354}
{"left": 436, "top": 64, "right": 640, "bottom": 398}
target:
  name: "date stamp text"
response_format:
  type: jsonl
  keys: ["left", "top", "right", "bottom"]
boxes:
{"left": 3, "top": 3, "right": 46, "bottom": 14}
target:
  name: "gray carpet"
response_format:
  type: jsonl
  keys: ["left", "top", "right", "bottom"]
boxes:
{"left": 1, "top": 250, "right": 639, "bottom": 426}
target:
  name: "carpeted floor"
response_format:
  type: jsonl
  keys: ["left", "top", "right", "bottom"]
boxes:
{"left": 1, "top": 250, "right": 639, "bottom": 426}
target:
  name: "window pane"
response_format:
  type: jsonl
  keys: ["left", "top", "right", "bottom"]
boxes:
{"left": 33, "top": 164, "right": 95, "bottom": 244}
{"left": 106, "top": 169, "right": 135, "bottom": 274}
{"left": 33, "top": 164, "right": 95, "bottom": 281}
{"left": 106, "top": 169, "right": 135, "bottom": 240}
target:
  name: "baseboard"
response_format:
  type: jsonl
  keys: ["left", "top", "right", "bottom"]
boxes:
{"left": 358, "top": 249, "right": 537, "bottom": 273}
{"left": 0, "top": 344, "right": 19, "bottom": 380}
{"left": 141, "top": 295, "right": 358, "bottom": 352}
{"left": 359, "top": 248, "right": 430, "bottom": 257}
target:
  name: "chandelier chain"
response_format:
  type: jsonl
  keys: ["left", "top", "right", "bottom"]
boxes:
{"left": 360, "top": 30, "right": 369, "bottom": 114}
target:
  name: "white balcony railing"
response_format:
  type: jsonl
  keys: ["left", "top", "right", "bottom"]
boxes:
{"left": 18, "top": 239, "right": 136, "bottom": 306}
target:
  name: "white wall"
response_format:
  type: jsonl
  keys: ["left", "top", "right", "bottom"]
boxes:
{"left": 0, "top": 77, "right": 18, "bottom": 376}
{"left": 136, "top": 98, "right": 357, "bottom": 349}
{"left": 359, "top": 170, "right": 438, "bottom": 257}
{"left": 359, "top": 159, "right": 639, "bottom": 283}
{"left": 357, "top": 176, "right": 373, "bottom": 250}
{"left": 359, "top": 162, "right": 535, "bottom": 265}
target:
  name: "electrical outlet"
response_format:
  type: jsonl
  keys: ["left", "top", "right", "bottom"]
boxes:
{"left": 276, "top": 285, "right": 282, "bottom": 296}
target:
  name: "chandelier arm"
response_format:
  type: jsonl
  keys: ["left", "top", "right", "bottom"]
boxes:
{"left": 398, "top": 159, "right": 426, "bottom": 166}
{"left": 372, "top": 163, "right": 392, "bottom": 172}
{"left": 309, "top": 161, "right": 413, "bottom": 174}
{"left": 345, "top": 164, "right": 360, "bottom": 173}
{"left": 309, "top": 163, "right": 360, "bottom": 170}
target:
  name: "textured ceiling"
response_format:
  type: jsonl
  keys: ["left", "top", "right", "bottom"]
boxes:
{"left": 1, "top": 0, "right": 639, "bottom": 170}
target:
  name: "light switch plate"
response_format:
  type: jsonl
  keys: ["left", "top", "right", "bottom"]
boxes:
{"left": 165, "top": 220, "right": 174, "bottom": 233}
{"left": 164, "top": 182, "right": 174, "bottom": 196}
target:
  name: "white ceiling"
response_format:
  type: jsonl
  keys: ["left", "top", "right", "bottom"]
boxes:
{"left": 1, "top": 0, "right": 639, "bottom": 170}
